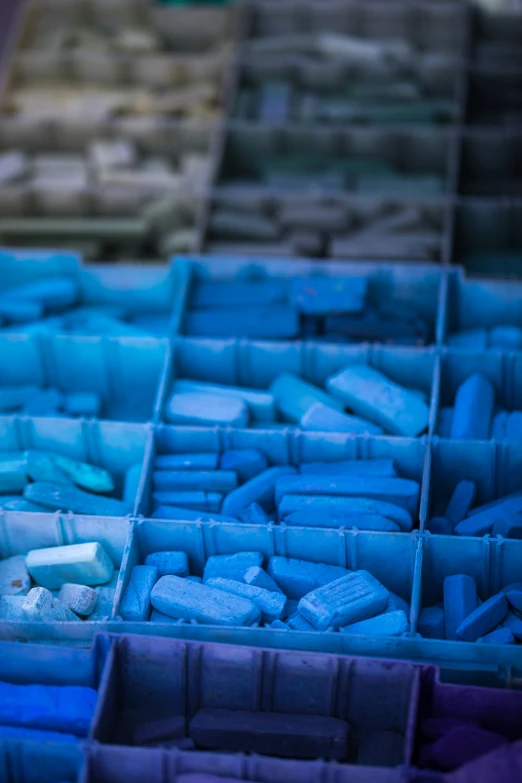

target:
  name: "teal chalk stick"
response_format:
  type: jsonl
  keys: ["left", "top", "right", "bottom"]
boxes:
{"left": 456, "top": 592, "right": 508, "bottom": 642}
{"left": 25, "top": 482, "right": 131, "bottom": 517}
{"left": 120, "top": 565, "right": 158, "bottom": 621}
{"left": 3, "top": 276, "right": 79, "bottom": 310}
{"left": 243, "top": 565, "right": 282, "bottom": 593}
{"left": 150, "top": 505, "right": 237, "bottom": 522}
{"left": 284, "top": 511, "right": 400, "bottom": 532}
{"left": 0, "top": 385, "right": 41, "bottom": 411}
{"left": 26, "top": 542, "right": 114, "bottom": 589}
{"left": 206, "top": 577, "right": 287, "bottom": 621}
{"left": 445, "top": 480, "right": 477, "bottom": 526}
{"left": 270, "top": 372, "right": 343, "bottom": 423}
{"left": 152, "top": 491, "right": 223, "bottom": 513}
{"left": 220, "top": 449, "right": 268, "bottom": 482}
{"left": 184, "top": 306, "right": 299, "bottom": 340}
{"left": 238, "top": 502, "right": 270, "bottom": 525}
{"left": 455, "top": 495, "right": 522, "bottom": 537}
{"left": 144, "top": 551, "right": 189, "bottom": 577}
{"left": 203, "top": 552, "right": 264, "bottom": 583}
{"left": 155, "top": 453, "right": 219, "bottom": 471}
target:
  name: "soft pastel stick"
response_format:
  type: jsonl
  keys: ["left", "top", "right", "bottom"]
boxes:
{"left": 450, "top": 373, "right": 494, "bottom": 441}
{"left": 299, "top": 571, "right": 389, "bottom": 630}
{"left": 165, "top": 392, "right": 249, "bottom": 428}
{"left": 326, "top": 364, "right": 429, "bottom": 437}
{"left": 26, "top": 542, "right": 114, "bottom": 589}
{"left": 150, "top": 575, "right": 260, "bottom": 626}
{"left": 152, "top": 471, "right": 238, "bottom": 494}
{"left": 206, "top": 577, "right": 287, "bottom": 621}
{"left": 41, "top": 453, "right": 114, "bottom": 492}
{"left": 0, "top": 385, "right": 41, "bottom": 412}
{"left": 290, "top": 277, "right": 367, "bottom": 315}
{"left": 340, "top": 609, "right": 408, "bottom": 636}
{"left": 445, "top": 480, "right": 477, "bottom": 526}
{"left": 184, "top": 307, "right": 299, "bottom": 339}
{"left": 221, "top": 466, "right": 297, "bottom": 517}
{"left": 299, "top": 459, "right": 396, "bottom": 476}
{"left": 456, "top": 592, "right": 508, "bottom": 642}
{"left": 478, "top": 627, "right": 515, "bottom": 645}
{"left": 23, "top": 388, "right": 63, "bottom": 416}
{"left": 243, "top": 565, "right": 282, "bottom": 593}
{"left": 25, "top": 482, "right": 131, "bottom": 516}
{"left": 152, "top": 491, "right": 223, "bottom": 513}
{"left": 284, "top": 511, "right": 399, "bottom": 532}
{"left": 443, "top": 574, "right": 477, "bottom": 640}
{"left": 155, "top": 453, "right": 219, "bottom": 471}
{"left": 144, "top": 551, "right": 189, "bottom": 577}
{"left": 455, "top": 496, "right": 522, "bottom": 537}
{"left": 270, "top": 372, "right": 343, "bottom": 423}
{"left": 120, "top": 565, "right": 158, "bottom": 621}
{"left": 268, "top": 556, "right": 349, "bottom": 600}
{"left": 220, "top": 449, "right": 268, "bottom": 482}
{"left": 300, "top": 402, "right": 384, "bottom": 435}
{"left": 203, "top": 552, "right": 264, "bottom": 583}
{"left": 278, "top": 495, "right": 413, "bottom": 530}
{"left": 173, "top": 380, "right": 275, "bottom": 422}
{"left": 0, "top": 300, "right": 43, "bottom": 323}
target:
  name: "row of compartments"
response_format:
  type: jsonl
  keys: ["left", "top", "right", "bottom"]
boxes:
{"left": 0, "top": 630, "right": 521, "bottom": 775}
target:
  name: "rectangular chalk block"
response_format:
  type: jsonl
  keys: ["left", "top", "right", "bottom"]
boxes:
{"left": 26, "top": 542, "right": 114, "bottom": 589}
{"left": 268, "top": 557, "right": 349, "bottom": 600}
{"left": 0, "top": 681, "right": 97, "bottom": 735}
{"left": 120, "top": 565, "right": 158, "bottom": 621}
{"left": 221, "top": 466, "right": 297, "bottom": 517}
{"left": 189, "top": 707, "right": 350, "bottom": 760}
{"left": 151, "top": 575, "right": 260, "bottom": 626}
{"left": 206, "top": 577, "right": 287, "bottom": 621}
{"left": 219, "top": 449, "right": 268, "bottom": 482}
{"left": 173, "top": 380, "right": 275, "bottom": 422}
{"left": 57, "top": 583, "right": 98, "bottom": 617}
{"left": 165, "top": 392, "right": 249, "bottom": 428}
{"left": 299, "top": 570, "right": 389, "bottom": 630}
{"left": 444, "top": 574, "right": 477, "bottom": 641}
{"left": 450, "top": 374, "right": 494, "bottom": 441}
{"left": 144, "top": 552, "right": 189, "bottom": 577}
{"left": 456, "top": 592, "right": 509, "bottom": 642}
{"left": 290, "top": 277, "right": 367, "bottom": 315}
{"left": 326, "top": 364, "right": 429, "bottom": 437}
{"left": 152, "top": 471, "right": 238, "bottom": 494}
{"left": 299, "top": 459, "right": 396, "bottom": 477}
{"left": 184, "top": 307, "right": 299, "bottom": 339}
{"left": 155, "top": 453, "right": 219, "bottom": 471}
{"left": 243, "top": 565, "right": 282, "bottom": 593}
{"left": 445, "top": 480, "right": 477, "bottom": 526}
{"left": 270, "top": 372, "right": 343, "bottom": 423}
{"left": 203, "top": 552, "right": 263, "bottom": 582}
{"left": 152, "top": 491, "right": 223, "bottom": 513}
{"left": 300, "top": 402, "right": 384, "bottom": 435}
{"left": 340, "top": 609, "right": 408, "bottom": 636}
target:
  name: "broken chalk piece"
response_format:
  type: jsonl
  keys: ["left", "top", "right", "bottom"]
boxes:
{"left": 300, "top": 402, "right": 384, "bottom": 435}
{"left": 219, "top": 449, "right": 268, "bottom": 483}
{"left": 26, "top": 542, "right": 114, "bottom": 589}
{"left": 445, "top": 480, "right": 477, "bottom": 526}
{"left": 120, "top": 565, "right": 158, "bottom": 621}
{"left": 340, "top": 609, "right": 408, "bottom": 636}
{"left": 419, "top": 606, "right": 445, "bottom": 639}
{"left": 478, "top": 627, "right": 515, "bottom": 644}
{"left": 270, "top": 372, "right": 343, "bottom": 423}
{"left": 290, "top": 277, "right": 367, "bottom": 316}
{"left": 155, "top": 453, "right": 219, "bottom": 471}
{"left": 173, "top": 380, "right": 275, "bottom": 422}
{"left": 152, "top": 470, "right": 237, "bottom": 494}
{"left": 150, "top": 575, "right": 260, "bottom": 626}
{"left": 268, "top": 556, "right": 349, "bottom": 600}
{"left": 144, "top": 551, "right": 189, "bottom": 578}
{"left": 203, "top": 552, "right": 263, "bottom": 583}
{"left": 243, "top": 565, "right": 282, "bottom": 593}
{"left": 165, "top": 392, "right": 249, "bottom": 428}
{"left": 450, "top": 373, "right": 494, "bottom": 441}
{"left": 0, "top": 555, "right": 30, "bottom": 596}
{"left": 57, "top": 583, "right": 97, "bottom": 617}
{"left": 238, "top": 502, "right": 270, "bottom": 525}
{"left": 326, "top": 364, "right": 429, "bottom": 437}
{"left": 221, "top": 465, "right": 297, "bottom": 517}
{"left": 456, "top": 591, "right": 509, "bottom": 642}
{"left": 298, "top": 570, "right": 389, "bottom": 630}
{"left": 444, "top": 574, "right": 477, "bottom": 641}
{"left": 206, "top": 577, "right": 287, "bottom": 621}
{"left": 22, "top": 588, "right": 77, "bottom": 622}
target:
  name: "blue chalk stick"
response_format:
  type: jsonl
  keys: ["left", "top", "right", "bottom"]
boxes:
{"left": 507, "top": 411, "right": 522, "bottom": 440}
{"left": 299, "top": 570, "right": 389, "bottom": 630}
{"left": 506, "top": 589, "right": 522, "bottom": 612}
{"left": 23, "top": 388, "right": 63, "bottom": 416}
{"left": 492, "top": 519, "right": 522, "bottom": 538}
{"left": 290, "top": 277, "right": 367, "bottom": 316}
{"left": 3, "top": 276, "right": 79, "bottom": 309}
{"left": 206, "top": 577, "right": 287, "bottom": 621}
{"left": 238, "top": 502, "right": 270, "bottom": 525}
{"left": 152, "top": 471, "right": 238, "bottom": 494}
{"left": 502, "top": 611, "right": 522, "bottom": 640}
{"left": 284, "top": 511, "right": 400, "bottom": 532}
{"left": 326, "top": 364, "right": 429, "bottom": 437}
{"left": 419, "top": 606, "right": 444, "bottom": 639}
{"left": 269, "top": 372, "right": 343, "bottom": 423}
{"left": 278, "top": 494, "right": 413, "bottom": 530}
{"left": 63, "top": 392, "right": 101, "bottom": 418}
{"left": 268, "top": 556, "right": 349, "bottom": 600}
{"left": 299, "top": 459, "right": 396, "bottom": 477}
{"left": 165, "top": 392, "right": 249, "bottom": 428}
{"left": 120, "top": 565, "right": 158, "bottom": 621}
{"left": 155, "top": 453, "right": 219, "bottom": 471}
{"left": 203, "top": 552, "right": 264, "bottom": 583}
{"left": 450, "top": 373, "right": 494, "bottom": 441}
{"left": 478, "top": 627, "right": 515, "bottom": 645}
{"left": 221, "top": 466, "right": 297, "bottom": 517}
{"left": 25, "top": 482, "right": 131, "bottom": 517}
{"left": 492, "top": 410, "right": 509, "bottom": 440}
{"left": 300, "top": 402, "right": 384, "bottom": 435}
{"left": 153, "top": 491, "right": 222, "bottom": 513}
{"left": 173, "top": 380, "right": 275, "bottom": 422}
{"left": 429, "top": 518, "right": 454, "bottom": 535}
{"left": 0, "top": 300, "right": 43, "bottom": 323}
{"left": 151, "top": 575, "right": 260, "bottom": 626}
{"left": 489, "top": 325, "right": 522, "bottom": 350}
{"left": 445, "top": 480, "right": 477, "bottom": 526}
{"left": 270, "top": 619, "right": 289, "bottom": 630}
{"left": 144, "top": 551, "right": 189, "bottom": 577}
{"left": 340, "top": 609, "right": 408, "bottom": 636}
{"left": 150, "top": 505, "right": 237, "bottom": 522}
{"left": 220, "top": 449, "right": 268, "bottom": 483}
{"left": 123, "top": 463, "right": 142, "bottom": 506}
{"left": 184, "top": 306, "right": 299, "bottom": 339}
{"left": 455, "top": 495, "right": 522, "bottom": 537}
{"left": 0, "top": 725, "right": 80, "bottom": 744}
{"left": 386, "top": 591, "right": 410, "bottom": 615}
{"left": 192, "top": 280, "right": 288, "bottom": 309}
{"left": 0, "top": 681, "right": 96, "bottom": 735}
{"left": 457, "top": 592, "right": 509, "bottom": 642}
{"left": 444, "top": 574, "right": 477, "bottom": 641}
{"left": 243, "top": 566, "right": 282, "bottom": 593}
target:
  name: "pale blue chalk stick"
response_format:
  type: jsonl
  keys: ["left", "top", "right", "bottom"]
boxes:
{"left": 0, "top": 555, "right": 30, "bottom": 595}
{"left": 23, "top": 388, "right": 63, "bottom": 416}
{"left": 124, "top": 463, "right": 142, "bottom": 506}
{"left": 507, "top": 411, "right": 522, "bottom": 440}
{"left": 438, "top": 407, "right": 453, "bottom": 439}
{"left": 456, "top": 592, "right": 508, "bottom": 642}
{"left": 153, "top": 471, "right": 238, "bottom": 494}
{"left": 429, "top": 517, "right": 453, "bottom": 535}
{"left": 278, "top": 495, "right": 413, "bottom": 530}
{"left": 284, "top": 511, "right": 399, "bottom": 532}
{"left": 419, "top": 606, "right": 444, "bottom": 639}
{"left": 203, "top": 552, "right": 263, "bottom": 583}
{"left": 0, "top": 300, "right": 43, "bottom": 323}
{"left": 0, "top": 458, "right": 28, "bottom": 492}
{"left": 206, "top": 577, "right": 287, "bottom": 621}
{"left": 271, "top": 619, "right": 289, "bottom": 630}
{"left": 386, "top": 591, "right": 410, "bottom": 615}
{"left": 0, "top": 680, "right": 96, "bottom": 735}
{"left": 0, "top": 726, "right": 80, "bottom": 744}
{"left": 299, "top": 570, "right": 389, "bottom": 630}
{"left": 445, "top": 480, "right": 477, "bottom": 526}
{"left": 150, "top": 505, "right": 237, "bottom": 523}
{"left": 502, "top": 612, "right": 522, "bottom": 640}
{"left": 41, "top": 453, "right": 114, "bottom": 493}
{"left": 275, "top": 475, "right": 420, "bottom": 515}
{"left": 300, "top": 402, "right": 384, "bottom": 435}
{"left": 0, "top": 385, "right": 41, "bottom": 411}
{"left": 455, "top": 495, "right": 522, "bottom": 537}
{"left": 444, "top": 574, "right": 477, "bottom": 640}
{"left": 299, "top": 459, "right": 396, "bottom": 477}
{"left": 120, "top": 565, "right": 158, "bottom": 621}
{"left": 192, "top": 280, "right": 288, "bottom": 309}
{"left": 447, "top": 329, "right": 487, "bottom": 350}
{"left": 173, "top": 380, "right": 275, "bottom": 422}
{"left": 3, "top": 276, "right": 79, "bottom": 309}
{"left": 145, "top": 551, "right": 189, "bottom": 577}
{"left": 25, "top": 451, "right": 72, "bottom": 486}
{"left": 184, "top": 307, "right": 299, "bottom": 339}
{"left": 506, "top": 589, "right": 522, "bottom": 612}
{"left": 0, "top": 595, "right": 26, "bottom": 620}
{"left": 155, "top": 453, "right": 219, "bottom": 471}
{"left": 489, "top": 325, "right": 522, "bottom": 350}
{"left": 25, "top": 482, "right": 131, "bottom": 516}
{"left": 22, "top": 588, "right": 77, "bottom": 621}
{"left": 238, "top": 502, "right": 270, "bottom": 525}
{"left": 243, "top": 565, "right": 282, "bottom": 593}
{"left": 268, "top": 557, "right": 349, "bottom": 601}
{"left": 340, "top": 609, "right": 408, "bottom": 636}
{"left": 165, "top": 392, "right": 249, "bottom": 428}
{"left": 151, "top": 575, "right": 260, "bottom": 626}
{"left": 326, "top": 364, "right": 429, "bottom": 437}
{"left": 153, "top": 491, "right": 222, "bottom": 513}
{"left": 493, "top": 411, "right": 509, "bottom": 440}
{"left": 26, "top": 542, "right": 114, "bottom": 589}
{"left": 220, "top": 449, "right": 268, "bottom": 483}
{"left": 290, "top": 277, "right": 367, "bottom": 315}
{"left": 478, "top": 627, "right": 515, "bottom": 645}
{"left": 269, "top": 372, "right": 343, "bottom": 423}
{"left": 221, "top": 466, "right": 297, "bottom": 517}
{"left": 64, "top": 392, "right": 101, "bottom": 418}
{"left": 450, "top": 373, "right": 494, "bottom": 440}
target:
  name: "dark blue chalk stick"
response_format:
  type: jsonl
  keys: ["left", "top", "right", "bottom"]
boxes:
{"left": 502, "top": 611, "right": 522, "bottom": 640}
{"left": 444, "top": 575, "right": 477, "bottom": 641}
{"left": 221, "top": 466, "right": 297, "bottom": 517}
{"left": 184, "top": 307, "right": 299, "bottom": 339}
{"left": 340, "top": 609, "right": 408, "bottom": 637}
{"left": 448, "top": 329, "right": 487, "bottom": 350}
{"left": 324, "top": 314, "right": 425, "bottom": 343}
{"left": 506, "top": 411, "right": 522, "bottom": 440}
{"left": 155, "top": 453, "right": 219, "bottom": 471}
{"left": 268, "top": 556, "right": 349, "bottom": 600}
{"left": 450, "top": 373, "right": 494, "bottom": 440}
{"left": 153, "top": 491, "right": 223, "bottom": 513}
{"left": 152, "top": 471, "right": 238, "bottom": 494}
{"left": 299, "top": 459, "right": 396, "bottom": 477}
{"left": 150, "top": 505, "right": 237, "bottom": 522}
{"left": 189, "top": 708, "right": 349, "bottom": 759}
{"left": 173, "top": 380, "right": 275, "bottom": 422}
{"left": 270, "top": 372, "right": 343, "bottom": 423}
{"left": 419, "top": 606, "right": 444, "bottom": 639}
{"left": 133, "top": 714, "right": 186, "bottom": 746}
{"left": 145, "top": 552, "right": 189, "bottom": 577}
{"left": 220, "top": 449, "right": 268, "bottom": 483}
{"left": 423, "top": 726, "right": 508, "bottom": 771}
{"left": 300, "top": 402, "right": 383, "bottom": 435}
{"left": 290, "top": 277, "right": 366, "bottom": 316}
{"left": 429, "top": 517, "right": 453, "bottom": 535}
{"left": 275, "top": 476, "right": 420, "bottom": 515}
{"left": 284, "top": 511, "right": 399, "bottom": 532}
{"left": 278, "top": 495, "right": 413, "bottom": 531}
{"left": 165, "top": 392, "right": 249, "bottom": 428}
{"left": 455, "top": 495, "right": 522, "bottom": 537}
{"left": 151, "top": 575, "right": 260, "bottom": 626}
{"left": 456, "top": 592, "right": 508, "bottom": 642}
{"left": 422, "top": 717, "right": 481, "bottom": 741}
{"left": 238, "top": 502, "right": 270, "bottom": 525}
{"left": 192, "top": 280, "right": 288, "bottom": 309}
{"left": 445, "top": 480, "right": 477, "bottom": 526}
{"left": 478, "top": 627, "right": 515, "bottom": 644}
{"left": 206, "top": 577, "right": 287, "bottom": 621}
{"left": 0, "top": 681, "right": 97, "bottom": 735}
{"left": 3, "top": 276, "right": 79, "bottom": 309}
